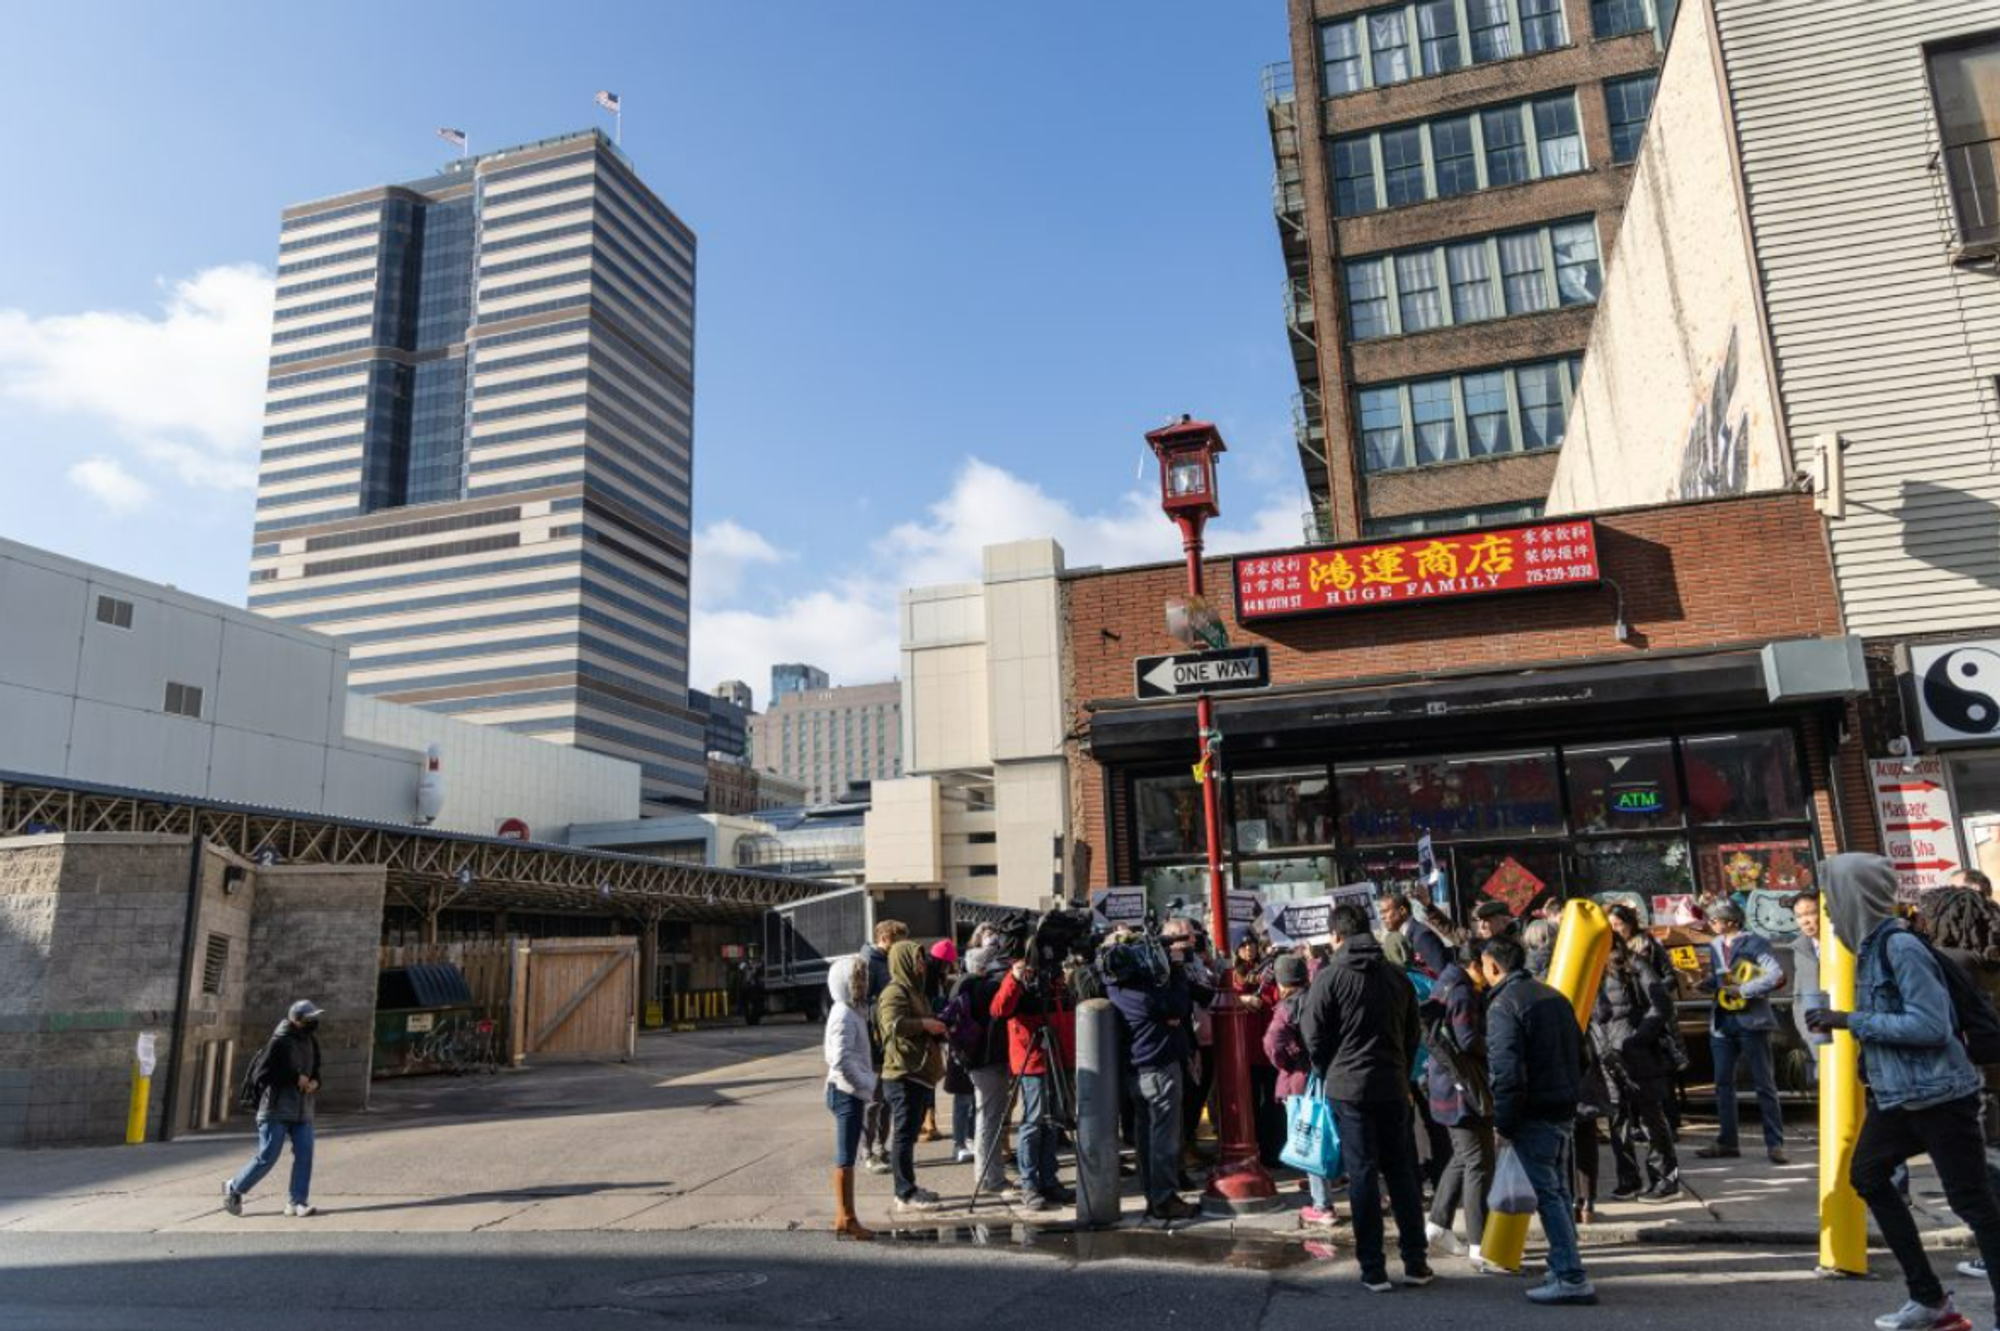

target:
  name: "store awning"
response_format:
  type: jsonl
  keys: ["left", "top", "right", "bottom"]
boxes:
{"left": 1086, "top": 638, "right": 1865, "bottom": 764}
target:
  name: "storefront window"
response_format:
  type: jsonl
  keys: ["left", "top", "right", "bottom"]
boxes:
{"left": 1682, "top": 730, "right": 1806, "bottom": 825}
{"left": 1336, "top": 847, "right": 1427, "bottom": 899}
{"left": 1230, "top": 769, "right": 1334, "bottom": 851}
{"left": 1141, "top": 863, "right": 1209, "bottom": 923}
{"left": 1693, "top": 831, "right": 1815, "bottom": 941}
{"left": 1458, "top": 845, "right": 1566, "bottom": 922}
{"left": 1135, "top": 774, "right": 1206, "bottom": 861}
{"left": 1338, "top": 749, "right": 1562, "bottom": 845}
{"left": 1566, "top": 739, "right": 1682, "bottom": 832}
{"left": 1572, "top": 838, "right": 1693, "bottom": 910}
{"left": 1235, "top": 856, "right": 1337, "bottom": 903}
{"left": 1336, "top": 762, "right": 1415, "bottom": 846}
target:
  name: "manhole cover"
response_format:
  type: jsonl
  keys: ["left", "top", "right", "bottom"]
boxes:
{"left": 618, "top": 1272, "right": 768, "bottom": 1298}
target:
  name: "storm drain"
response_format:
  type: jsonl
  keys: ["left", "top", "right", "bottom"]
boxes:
{"left": 617, "top": 1272, "right": 769, "bottom": 1298}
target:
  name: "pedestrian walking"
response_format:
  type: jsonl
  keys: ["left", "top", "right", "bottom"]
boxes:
{"left": 1695, "top": 901, "right": 1787, "bottom": 1163}
{"left": 1595, "top": 942, "right": 1681, "bottom": 1202}
{"left": 1480, "top": 937, "right": 1597, "bottom": 1306}
{"left": 1105, "top": 936, "right": 1201, "bottom": 1222}
{"left": 1264, "top": 951, "right": 1338, "bottom": 1228}
{"left": 823, "top": 956, "right": 879, "bottom": 1240}
{"left": 1809, "top": 854, "right": 2000, "bottom": 1331}
{"left": 1421, "top": 954, "right": 1504, "bottom": 1270}
{"left": 1916, "top": 886, "right": 2000, "bottom": 1288}
{"left": 222, "top": 1000, "right": 323, "bottom": 1218}
{"left": 878, "top": 939, "right": 948, "bottom": 1213}
{"left": 1299, "top": 903, "right": 1433, "bottom": 1293}
{"left": 859, "top": 919, "right": 908, "bottom": 1174}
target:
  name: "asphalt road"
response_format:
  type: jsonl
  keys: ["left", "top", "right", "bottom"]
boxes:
{"left": 0, "top": 1228, "right": 1968, "bottom": 1331}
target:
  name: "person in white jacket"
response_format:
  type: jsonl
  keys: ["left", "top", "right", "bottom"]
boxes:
{"left": 825, "top": 954, "right": 879, "bottom": 1240}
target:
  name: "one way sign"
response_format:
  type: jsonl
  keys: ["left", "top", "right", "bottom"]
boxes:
{"left": 1135, "top": 646, "right": 1272, "bottom": 699}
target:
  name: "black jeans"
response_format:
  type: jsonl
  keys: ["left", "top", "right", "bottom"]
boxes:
{"left": 1429, "top": 1117, "right": 1493, "bottom": 1245}
{"left": 1250, "top": 1065, "right": 1286, "bottom": 1167}
{"left": 883, "top": 1078, "right": 935, "bottom": 1201}
{"left": 1611, "top": 1083, "right": 1678, "bottom": 1191}
{"left": 1851, "top": 1091, "right": 2000, "bottom": 1308}
{"left": 1331, "top": 1097, "right": 1430, "bottom": 1277}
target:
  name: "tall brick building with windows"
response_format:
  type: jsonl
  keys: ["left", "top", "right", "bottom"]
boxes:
{"left": 1061, "top": 492, "right": 1877, "bottom": 936}
{"left": 1266, "top": 0, "right": 1667, "bottom": 541}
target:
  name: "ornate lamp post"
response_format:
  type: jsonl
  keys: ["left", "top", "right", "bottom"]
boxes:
{"left": 1143, "top": 415, "right": 1277, "bottom": 1211}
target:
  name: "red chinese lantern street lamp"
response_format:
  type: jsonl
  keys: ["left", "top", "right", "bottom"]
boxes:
{"left": 1142, "top": 415, "right": 1276, "bottom": 1212}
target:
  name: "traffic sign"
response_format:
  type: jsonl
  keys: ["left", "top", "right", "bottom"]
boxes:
{"left": 1135, "top": 646, "right": 1272, "bottom": 699}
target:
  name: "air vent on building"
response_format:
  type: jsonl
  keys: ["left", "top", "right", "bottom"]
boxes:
{"left": 202, "top": 933, "right": 229, "bottom": 996}
{"left": 164, "top": 681, "right": 205, "bottom": 718}
{"left": 95, "top": 595, "right": 134, "bottom": 629}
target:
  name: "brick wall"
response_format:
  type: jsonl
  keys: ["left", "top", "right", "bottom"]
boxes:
{"left": 1064, "top": 492, "right": 1847, "bottom": 886}
{"left": 242, "top": 865, "right": 387, "bottom": 1114}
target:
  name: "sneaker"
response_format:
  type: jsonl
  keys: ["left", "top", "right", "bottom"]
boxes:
{"left": 1468, "top": 1246, "right": 1511, "bottom": 1275}
{"left": 1148, "top": 1195, "right": 1201, "bottom": 1222}
{"left": 1017, "top": 1192, "right": 1055, "bottom": 1214}
{"left": 1873, "top": 1298, "right": 1966, "bottom": 1331}
{"left": 1404, "top": 1262, "right": 1436, "bottom": 1287}
{"left": 953, "top": 1147, "right": 975, "bottom": 1165}
{"left": 1425, "top": 1221, "right": 1465, "bottom": 1256}
{"left": 285, "top": 1203, "right": 316, "bottom": 1218}
{"left": 1361, "top": 1270, "right": 1396, "bottom": 1293}
{"left": 1526, "top": 1275, "right": 1598, "bottom": 1306}
{"left": 1609, "top": 1183, "right": 1645, "bottom": 1202}
{"left": 222, "top": 1181, "right": 243, "bottom": 1217}
{"left": 1642, "top": 1176, "right": 1684, "bottom": 1203}
{"left": 895, "top": 1190, "right": 941, "bottom": 1214}
{"left": 1041, "top": 1184, "right": 1076, "bottom": 1206}
{"left": 1768, "top": 1147, "right": 1790, "bottom": 1165}
{"left": 1695, "top": 1143, "right": 1741, "bottom": 1159}
{"left": 863, "top": 1154, "right": 892, "bottom": 1176}
{"left": 1957, "top": 1258, "right": 1986, "bottom": 1280}
{"left": 1299, "top": 1205, "right": 1337, "bottom": 1227}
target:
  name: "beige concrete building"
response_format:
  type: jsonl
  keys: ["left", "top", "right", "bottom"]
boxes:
{"left": 864, "top": 540, "right": 1069, "bottom": 908}
{"left": 246, "top": 129, "right": 704, "bottom": 811}
{"left": 749, "top": 681, "right": 900, "bottom": 806}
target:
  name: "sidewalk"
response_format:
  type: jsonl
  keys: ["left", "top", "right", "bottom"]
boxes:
{"left": 0, "top": 1024, "right": 1971, "bottom": 1256}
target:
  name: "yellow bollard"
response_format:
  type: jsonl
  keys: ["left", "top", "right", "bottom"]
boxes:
{"left": 125, "top": 1066, "right": 151, "bottom": 1145}
{"left": 1818, "top": 907, "right": 1868, "bottom": 1275}
{"left": 1481, "top": 899, "right": 1614, "bottom": 1273}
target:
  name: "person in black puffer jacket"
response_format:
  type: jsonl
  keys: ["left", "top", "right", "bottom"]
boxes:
{"left": 1595, "top": 943, "right": 1681, "bottom": 1202}
{"left": 1298, "top": 904, "right": 1429, "bottom": 1292}
{"left": 223, "top": 1000, "right": 323, "bottom": 1218}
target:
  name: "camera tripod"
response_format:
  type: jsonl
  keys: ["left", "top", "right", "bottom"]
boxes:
{"left": 967, "top": 1000, "right": 1093, "bottom": 1216}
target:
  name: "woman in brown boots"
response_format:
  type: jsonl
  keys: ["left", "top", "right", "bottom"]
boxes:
{"left": 824, "top": 954, "right": 878, "bottom": 1239}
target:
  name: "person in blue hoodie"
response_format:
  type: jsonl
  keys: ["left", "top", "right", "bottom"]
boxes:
{"left": 1103, "top": 935, "right": 1201, "bottom": 1222}
{"left": 1809, "top": 853, "right": 2000, "bottom": 1331}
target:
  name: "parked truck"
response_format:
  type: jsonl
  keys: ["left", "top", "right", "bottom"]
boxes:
{"left": 749, "top": 885, "right": 951, "bottom": 1023}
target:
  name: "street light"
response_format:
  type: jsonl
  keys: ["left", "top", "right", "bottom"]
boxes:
{"left": 1143, "top": 414, "right": 1276, "bottom": 1212}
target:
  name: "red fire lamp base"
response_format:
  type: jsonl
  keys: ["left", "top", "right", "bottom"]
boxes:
{"left": 1201, "top": 1157, "right": 1282, "bottom": 1215}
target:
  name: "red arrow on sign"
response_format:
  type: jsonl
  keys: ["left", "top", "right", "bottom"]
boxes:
{"left": 1881, "top": 781, "right": 1944, "bottom": 793}
{"left": 1887, "top": 819, "right": 1950, "bottom": 833}
{"left": 1891, "top": 859, "right": 1959, "bottom": 872}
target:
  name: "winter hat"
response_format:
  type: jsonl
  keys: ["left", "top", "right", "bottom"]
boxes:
{"left": 1274, "top": 954, "right": 1308, "bottom": 988}
{"left": 930, "top": 939, "right": 959, "bottom": 965}
{"left": 288, "top": 999, "right": 324, "bottom": 1023}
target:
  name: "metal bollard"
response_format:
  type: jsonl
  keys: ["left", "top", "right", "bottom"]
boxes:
{"left": 1818, "top": 907, "right": 1867, "bottom": 1275}
{"left": 1074, "top": 999, "right": 1122, "bottom": 1229}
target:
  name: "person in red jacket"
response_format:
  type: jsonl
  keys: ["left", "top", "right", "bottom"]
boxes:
{"left": 991, "top": 955, "right": 1077, "bottom": 1213}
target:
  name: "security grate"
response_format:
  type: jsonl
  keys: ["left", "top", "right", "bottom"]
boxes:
{"left": 202, "top": 933, "right": 229, "bottom": 995}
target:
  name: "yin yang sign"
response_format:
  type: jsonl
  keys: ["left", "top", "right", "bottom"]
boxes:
{"left": 1922, "top": 647, "right": 2000, "bottom": 738}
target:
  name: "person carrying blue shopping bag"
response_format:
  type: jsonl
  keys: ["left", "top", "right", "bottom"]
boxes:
{"left": 1266, "top": 952, "right": 1341, "bottom": 1227}
{"left": 1282, "top": 1075, "right": 1342, "bottom": 1176}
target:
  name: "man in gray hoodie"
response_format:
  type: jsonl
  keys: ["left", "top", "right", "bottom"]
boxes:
{"left": 1808, "top": 853, "right": 2000, "bottom": 1331}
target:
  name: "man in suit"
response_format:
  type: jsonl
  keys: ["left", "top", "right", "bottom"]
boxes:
{"left": 1696, "top": 901, "right": 1787, "bottom": 1163}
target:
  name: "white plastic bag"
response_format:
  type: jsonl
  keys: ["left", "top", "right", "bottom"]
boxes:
{"left": 1488, "top": 1145, "right": 1537, "bottom": 1215}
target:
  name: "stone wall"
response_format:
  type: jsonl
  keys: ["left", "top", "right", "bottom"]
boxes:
{"left": 241, "top": 866, "right": 386, "bottom": 1113}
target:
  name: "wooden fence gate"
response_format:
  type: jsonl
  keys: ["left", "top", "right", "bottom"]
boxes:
{"left": 521, "top": 938, "right": 639, "bottom": 1062}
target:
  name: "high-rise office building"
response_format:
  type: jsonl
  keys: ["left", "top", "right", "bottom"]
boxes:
{"left": 1267, "top": 0, "right": 1667, "bottom": 540}
{"left": 713, "top": 678, "right": 754, "bottom": 712}
{"left": 770, "top": 663, "right": 828, "bottom": 702}
{"left": 246, "top": 129, "right": 703, "bottom": 811}
{"left": 688, "top": 687, "right": 750, "bottom": 761}
{"left": 750, "top": 681, "right": 901, "bottom": 805}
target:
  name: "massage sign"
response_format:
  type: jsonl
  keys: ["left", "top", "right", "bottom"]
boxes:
{"left": 1233, "top": 519, "right": 1602, "bottom": 621}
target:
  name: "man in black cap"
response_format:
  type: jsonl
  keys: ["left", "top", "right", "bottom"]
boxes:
{"left": 223, "top": 999, "right": 324, "bottom": 1217}
{"left": 1473, "top": 902, "right": 1521, "bottom": 943}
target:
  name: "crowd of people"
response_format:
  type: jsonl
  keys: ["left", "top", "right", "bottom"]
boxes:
{"left": 818, "top": 860, "right": 2000, "bottom": 1319}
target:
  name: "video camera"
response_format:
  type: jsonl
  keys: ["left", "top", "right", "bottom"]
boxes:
{"left": 995, "top": 906, "right": 1096, "bottom": 998}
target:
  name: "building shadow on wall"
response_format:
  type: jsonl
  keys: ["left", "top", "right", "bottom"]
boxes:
{"left": 1895, "top": 479, "right": 2000, "bottom": 591}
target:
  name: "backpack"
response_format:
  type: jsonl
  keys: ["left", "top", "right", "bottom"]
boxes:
{"left": 236, "top": 1037, "right": 276, "bottom": 1111}
{"left": 939, "top": 981, "right": 989, "bottom": 1060}
{"left": 1918, "top": 935, "right": 2000, "bottom": 1066}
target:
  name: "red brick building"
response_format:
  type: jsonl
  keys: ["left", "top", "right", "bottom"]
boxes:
{"left": 1063, "top": 492, "right": 1871, "bottom": 932}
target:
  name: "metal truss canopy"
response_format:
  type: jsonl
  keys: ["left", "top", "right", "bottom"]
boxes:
{"left": 0, "top": 774, "right": 832, "bottom": 922}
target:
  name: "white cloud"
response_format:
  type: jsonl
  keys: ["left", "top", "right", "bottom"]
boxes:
{"left": 65, "top": 456, "right": 153, "bottom": 517}
{"left": 0, "top": 264, "right": 275, "bottom": 492}
{"left": 691, "top": 518, "right": 788, "bottom": 607}
{"left": 689, "top": 456, "right": 1307, "bottom": 692}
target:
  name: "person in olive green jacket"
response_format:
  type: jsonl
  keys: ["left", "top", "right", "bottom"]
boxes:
{"left": 879, "top": 939, "right": 947, "bottom": 1211}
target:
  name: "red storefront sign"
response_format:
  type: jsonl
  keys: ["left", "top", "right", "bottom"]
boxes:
{"left": 1232, "top": 518, "right": 1601, "bottom": 622}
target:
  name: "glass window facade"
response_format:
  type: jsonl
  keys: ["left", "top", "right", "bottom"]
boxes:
{"left": 1347, "top": 219, "right": 1600, "bottom": 340}
{"left": 1321, "top": 0, "right": 1571, "bottom": 97}
{"left": 1356, "top": 356, "right": 1582, "bottom": 473}
{"left": 1332, "top": 94, "right": 1584, "bottom": 217}
{"left": 1131, "top": 729, "right": 1815, "bottom": 927}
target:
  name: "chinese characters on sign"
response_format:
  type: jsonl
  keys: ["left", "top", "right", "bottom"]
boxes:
{"left": 1232, "top": 520, "right": 1602, "bottom": 621}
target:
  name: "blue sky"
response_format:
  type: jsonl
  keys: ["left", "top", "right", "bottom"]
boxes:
{"left": 0, "top": 2, "right": 1311, "bottom": 692}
